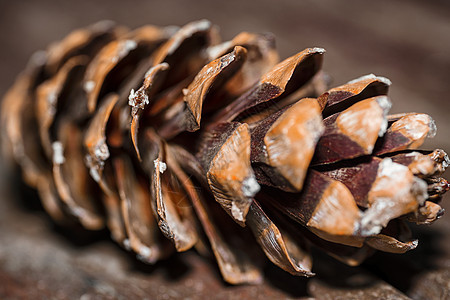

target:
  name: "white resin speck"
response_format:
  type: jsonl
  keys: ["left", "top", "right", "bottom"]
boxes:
{"left": 128, "top": 88, "right": 149, "bottom": 109}
{"left": 140, "top": 246, "right": 152, "bottom": 257}
{"left": 128, "top": 89, "right": 136, "bottom": 103}
{"left": 94, "top": 139, "right": 110, "bottom": 161}
{"left": 378, "top": 158, "right": 408, "bottom": 179}
{"left": 376, "top": 96, "right": 392, "bottom": 137}
{"left": 231, "top": 202, "right": 244, "bottom": 222}
{"left": 47, "top": 90, "right": 58, "bottom": 106}
{"left": 70, "top": 207, "right": 84, "bottom": 218}
{"left": 347, "top": 74, "right": 392, "bottom": 86}
{"left": 311, "top": 47, "right": 326, "bottom": 54}
{"left": 89, "top": 167, "right": 101, "bottom": 182}
{"left": 123, "top": 239, "right": 131, "bottom": 250}
{"left": 427, "top": 117, "right": 437, "bottom": 138}
{"left": 154, "top": 159, "right": 167, "bottom": 174}
{"left": 121, "top": 40, "right": 137, "bottom": 56}
{"left": 83, "top": 80, "right": 95, "bottom": 93}
{"left": 412, "top": 177, "right": 428, "bottom": 205}
{"left": 443, "top": 154, "right": 449, "bottom": 169}
{"left": 52, "top": 141, "right": 65, "bottom": 165}
{"left": 242, "top": 176, "right": 260, "bottom": 197}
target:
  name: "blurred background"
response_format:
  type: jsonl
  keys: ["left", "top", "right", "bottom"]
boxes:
{"left": 0, "top": 0, "right": 449, "bottom": 299}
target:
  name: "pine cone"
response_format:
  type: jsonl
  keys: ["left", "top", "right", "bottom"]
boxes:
{"left": 2, "top": 20, "right": 449, "bottom": 284}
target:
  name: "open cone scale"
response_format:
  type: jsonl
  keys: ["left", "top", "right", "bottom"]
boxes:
{"left": 1, "top": 20, "right": 449, "bottom": 284}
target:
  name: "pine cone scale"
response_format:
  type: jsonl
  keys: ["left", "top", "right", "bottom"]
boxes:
{"left": 319, "top": 74, "right": 391, "bottom": 117}
{"left": 247, "top": 200, "right": 314, "bottom": 276}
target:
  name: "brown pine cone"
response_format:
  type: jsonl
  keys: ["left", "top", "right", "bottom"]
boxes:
{"left": 2, "top": 20, "right": 449, "bottom": 284}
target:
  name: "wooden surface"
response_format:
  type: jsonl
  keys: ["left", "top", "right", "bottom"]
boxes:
{"left": 0, "top": 0, "right": 449, "bottom": 299}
